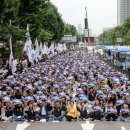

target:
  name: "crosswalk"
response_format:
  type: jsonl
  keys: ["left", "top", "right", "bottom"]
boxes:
{"left": 16, "top": 122, "right": 30, "bottom": 130}
{"left": 91, "top": 121, "right": 129, "bottom": 130}
{"left": 0, "top": 121, "right": 129, "bottom": 130}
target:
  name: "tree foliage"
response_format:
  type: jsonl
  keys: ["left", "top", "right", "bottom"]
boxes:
{"left": 0, "top": 0, "right": 66, "bottom": 43}
{"left": 0, "top": 0, "right": 79, "bottom": 58}
{"left": 64, "top": 23, "right": 77, "bottom": 36}
{"left": 0, "top": 25, "right": 25, "bottom": 43}
{"left": 124, "top": 31, "right": 130, "bottom": 45}
{"left": 64, "top": 23, "right": 79, "bottom": 43}
{"left": 99, "top": 17, "right": 130, "bottom": 45}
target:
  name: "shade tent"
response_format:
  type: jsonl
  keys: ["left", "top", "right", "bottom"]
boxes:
{"left": 104, "top": 46, "right": 115, "bottom": 50}
{"left": 125, "top": 52, "right": 130, "bottom": 55}
{"left": 115, "top": 47, "right": 130, "bottom": 52}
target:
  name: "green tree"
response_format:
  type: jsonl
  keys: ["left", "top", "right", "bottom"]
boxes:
{"left": 41, "top": 2, "right": 62, "bottom": 41}
{"left": 64, "top": 24, "right": 71, "bottom": 35}
{"left": 76, "top": 32, "right": 81, "bottom": 43}
{"left": 1, "top": 0, "right": 20, "bottom": 24}
{"left": 64, "top": 23, "right": 77, "bottom": 36}
{"left": 99, "top": 17, "right": 130, "bottom": 45}
{"left": 124, "top": 31, "right": 130, "bottom": 45}
{"left": 0, "top": 0, "right": 5, "bottom": 20}
{"left": 18, "top": 0, "right": 64, "bottom": 42}
{"left": 38, "top": 29, "right": 53, "bottom": 42}
{"left": 0, "top": 0, "right": 79, "bottom": 58}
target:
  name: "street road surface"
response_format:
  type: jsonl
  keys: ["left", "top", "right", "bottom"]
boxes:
{"left": 0, "top": 121, "right": 130, "bottom": 130}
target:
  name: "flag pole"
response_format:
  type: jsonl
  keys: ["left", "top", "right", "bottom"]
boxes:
{"left": 9, "top": 20, "right": 12, "bottom": 53}
{"left": 9, "top": 20, "right": 16, "bottom": 73}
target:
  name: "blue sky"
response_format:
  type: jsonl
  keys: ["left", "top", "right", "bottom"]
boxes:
{"left": 51, "top": 0, "right": 117, "bottom": 36}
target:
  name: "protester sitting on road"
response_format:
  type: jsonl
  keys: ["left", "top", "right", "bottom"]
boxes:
{"left": 99, "top": 99, "right": 106, "bottom": 112}
{"left": 0, "top": 49, "right": 130, "bottom": 123}
{"left": 77, "top": 101, "right": 89, "bottom": 120}
{"left": 120, "top": 103, "right": 130, "bottom": 121}
{"left": 124, "top": 96, "right": 130, "bottom": 109}
{"left": 66, "top": 101, "right": 77, "bottom": 122}
{"left": 90, "top": 99, "right": 104, "bottom": 121}
{"left": 51, "top": 99, "right": 64, "bottom": 121}
{"left": 37, "top": 97, "right": 52, "bottom": 121}
{"left": 25, "top": 101, "right": 37, "bottom": 122}
{"left": 0, "top": 99, "right": 3, "bottom": 121}
{"left": 108, "top": 92, "right": 117, "bottom": 106}
{"left": 105, "top": 102, "right": 118, "bottom": 121}
{"left": 60, "top": 96, "right": 67, "bottom": 115}
{"left": 3, "top": 97, "right": 13, "bottom": 121}
{"left": 116, "top": 99, "right": 124, "bottom": 115}
{"left": 11, "top": 99, "right": 24, "bottom": 121}
{"left": 87, "top": 87, "right": 96, "bottom": 104}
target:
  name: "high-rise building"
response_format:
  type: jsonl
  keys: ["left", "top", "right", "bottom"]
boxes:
{"left": 117, "top": 0, "right": 130, "bottom": 25}
{"left": 117, "top": 0, "right": 121, "bottom": 25}
{"left": 78, "top": 24, "right": 83, "bottom": 35}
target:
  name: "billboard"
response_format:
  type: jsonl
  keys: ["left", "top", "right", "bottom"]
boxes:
{"left": 62, "top": 35, "right": 77, "bottom": 43}
{"left": 117, "top": 38, "right": 123, "bottom": 43}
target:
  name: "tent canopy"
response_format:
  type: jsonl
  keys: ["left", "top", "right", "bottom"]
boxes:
{"left": 115, "top": 47, "right": 130, "bottom": 52}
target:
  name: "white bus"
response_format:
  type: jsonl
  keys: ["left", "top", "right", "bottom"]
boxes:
{"left": 79, "top": 42, "right": 87, "bottom": 48}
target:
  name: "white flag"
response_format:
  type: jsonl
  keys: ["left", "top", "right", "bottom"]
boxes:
{"left": 57, "top": 43, "right": 60, "bottom": 52}
{"left": 24, "top": 36, "right": 33, "bottom": 63}
{"left": 31, "top": 48, "right": 37, "bottom": 62}
{"left": 49, "top": 44, "right": 54, "bottom": 56}
{"left": 35, "top": 38, "right": 40, "bottom": 60}
{"left": 43, "top": 43, "right": 48, "bottom": 54}
{"left": 39, "top": 43, "right": 43, "bottom": 60}
{"left": 23, "top": 25, "right": 34, "bottom": 63}
{"left": 9, "top": 52, "right": 16, "bottom": 73}
{"left": 57, "top": 43, "right": 64, "bottom": 52}
{"left": 39, "top": 43, "right": 43, "bottom": 53}
{"left": 64, "top": 43, "right": 67, "bottom": 51}
{"left": 9, "top": 35, "right": 16, "bottom": 73}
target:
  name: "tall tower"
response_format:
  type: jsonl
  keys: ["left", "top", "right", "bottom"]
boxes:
{"left": 84, "top": 7, "right": 91, "bottom": 46}
{"left": 117, "top": 0, "right": 130, "bottom": 25}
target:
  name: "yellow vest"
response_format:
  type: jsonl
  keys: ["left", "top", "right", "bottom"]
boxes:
{"left": 104, "top": 78, "right": 108, "bottom": 84}
{"left": 67, "top": 105, "right": 77, "bottom": 117}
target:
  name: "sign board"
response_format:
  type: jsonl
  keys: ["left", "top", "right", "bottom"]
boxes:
{"left": 62, "top": 35, "right": 72, "bottom": 43}
{"left": 84, "top": 29, "right": 88, "bottom": 37}
{"left": 84, "top": 29, "right": 92, "bottom": 37}
{"left": 62, "top": 35, "right": 77, "bottom": 43}
{"left": 117, "top": 38, "right": 123, "bottom": 43}
{"left": 72, "top": 36, "right": 77, "bottom": 42}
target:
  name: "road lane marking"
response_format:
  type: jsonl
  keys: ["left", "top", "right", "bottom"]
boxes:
{"left": 81, "top": 121, "right": 94, "bottom": 130}
{"left": 16, "top": 122, "right": 31, "bottom": 130}
{"left": 121, "top": 127, "right": 126, "bottom": 130}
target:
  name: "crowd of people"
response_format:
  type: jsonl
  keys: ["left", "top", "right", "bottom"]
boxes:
{"left": 0, "top": 49, "right": 130, "bottom": 122}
